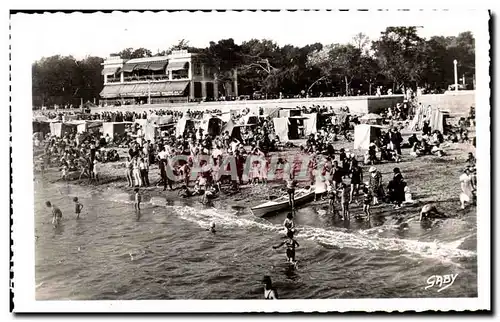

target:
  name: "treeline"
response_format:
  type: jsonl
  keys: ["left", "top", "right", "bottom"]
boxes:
{"left": 32, "top": 27, "right": 475, "bottom": 107}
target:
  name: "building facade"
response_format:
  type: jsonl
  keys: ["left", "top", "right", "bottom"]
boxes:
{"left": 99, "top": 50, "right": 238, "bottom": 106}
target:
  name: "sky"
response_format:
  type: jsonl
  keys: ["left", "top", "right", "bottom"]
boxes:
{"left": 11, "top": 10, "right": 483, "bottom": 62}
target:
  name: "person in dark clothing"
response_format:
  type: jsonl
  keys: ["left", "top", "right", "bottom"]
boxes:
{"left": 388, "top": 167, "right": 406, "bottom": 208}
{"left": 349, "top": 160, "right": 363, "bottom": 203}
{"left": 392, "top": 129, "right": 403, "bottom": 155}
{"left": 422, "top": 120, "right": 431, "bottom": 136}
{"left": 331, "top": 161, "right": 343, "bottom": 190}
{"left": 408, "top": 134, "right": 419, "bottom": 148}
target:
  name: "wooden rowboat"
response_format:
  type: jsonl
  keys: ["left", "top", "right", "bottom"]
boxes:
{"left": 250, "top": 188, "right": 315, "bottom": 217}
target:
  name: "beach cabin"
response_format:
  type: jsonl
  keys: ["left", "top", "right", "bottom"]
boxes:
{"left": 200, "top": 115, "right": 224, "bottom": 137}
{"left": 353, "top": 124, "right": 385, "bottom": 150}
{"left": 102, "top": 122, "right": 129, "bottom": 140}
{"left": 176, "top": 117, "right": 196, "bottom": 137}
{"left": 221, "top": 119, "right": 244, "bottom": 142}
{"left": 49, "top": 122, "right": 78, "bottom": 137}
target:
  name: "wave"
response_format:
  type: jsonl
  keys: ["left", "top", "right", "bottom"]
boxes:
{"left": 167, "top": 205, "right": 476, "bottom": 262}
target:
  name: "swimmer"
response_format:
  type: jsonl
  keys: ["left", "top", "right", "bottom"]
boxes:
{"left": 419, "top": 204, "right": 449, "bottom": 221}
{"left": 46, "top": 201, "right": 62, "bottom": 227}
{"left": 262, "top": 275, "right": 278, "bottom": 299}
{"left": 207, "top": 222, "right": 216, "bottom": 233}
{"left": 134, "top": 188, "right": 142, "bottom": 211}
{"left": 283, "top": 212, "right": 295, "bottom": 235}
{"left": 273, "top": 230, "right": 300, "bottom": 266}
{"left": 73, "top": 197, "right": 84, "bottom": 219}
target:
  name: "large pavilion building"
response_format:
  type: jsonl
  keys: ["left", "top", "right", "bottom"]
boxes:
{"left": 99, "top": 50, "right": 238, "bottom": 106}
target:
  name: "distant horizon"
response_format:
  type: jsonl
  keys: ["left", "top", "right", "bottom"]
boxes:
{"left": 10, "top": 10, "right": 480, "bottom": 62}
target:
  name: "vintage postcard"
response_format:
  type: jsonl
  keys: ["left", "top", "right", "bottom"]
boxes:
{"left": 10, "top": 8, "right": 491, "bottom": 313}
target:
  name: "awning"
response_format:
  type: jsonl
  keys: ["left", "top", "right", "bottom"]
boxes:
{"left": 155, "top": 81, "right": 189, "bottom": 96}
{"left": 100, "top": 85, "right": 122, "bottom": 98}
{"left": 120, "top": 83, "right": 150, "bottom": 97}
{"left": 148, "top": 61, "right": 169, "bottom": 71}
{"left": 166, "top": 61, "right": 188, "bottom": 71}
{"left": 102, "top": 81, "right": 189, "bottom": 98}
{"left": 134, "top": 62, "right": 151, "bottom": 70}
{"left": 122, "top": 63, "right": 137, "bottom": 73}
{"left": 101, "top": 67, "right": 120, "bottom": 75}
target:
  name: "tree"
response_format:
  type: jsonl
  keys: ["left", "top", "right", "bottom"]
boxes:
{"left": 306, "top": 46, "right": 333, "bottom": 94}
{"left": 359, "top": 55, "right": 380, "bottom": 95}
{"left": 77, "top": 56, "right": 104, "bottom": 103}
{"left": 329, "top": 44, "right": 362, "bottom": 95}
{"left": 111, "top": 47, "right": 152, "bottom": 59}
{"left": 206, "top": 38, "right": 243, "bottom": 95}
{"left": 372, "top": 27, "right": 426, "bottom": 93}
{"left": 352, "top": 32, "right": 371, "bottom": 55}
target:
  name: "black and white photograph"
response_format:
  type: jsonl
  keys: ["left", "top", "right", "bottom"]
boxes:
{"left": 10, "top": 7, "right": 491, "bottom": 313}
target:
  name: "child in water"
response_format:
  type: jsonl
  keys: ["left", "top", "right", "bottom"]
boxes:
{"left": 73, "top": 197, "right": 84, "bottom": 219}
{"left": 340, "top": 183, "right": 350, "bottom": 220}
{"left": 283, "top": 212, "right": 295, "bottom": 235}
{"left": 273, "top": 230, "right": 300, "bottom": 265}
{"left": 46, "top": 201, "right": 62, "bottom": 227}
{"left": 207, "top": 222, "right": 216, "bottom": 233}
{"left": 134, "top": 188, "right": 142, "bottom": 211}
{"left": 362, "top": 187, "right": 372, "bottom": 220}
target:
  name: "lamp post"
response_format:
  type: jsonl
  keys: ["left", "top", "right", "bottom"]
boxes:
{"left": 453, "top": 59, "right": 458, "bottom": 92}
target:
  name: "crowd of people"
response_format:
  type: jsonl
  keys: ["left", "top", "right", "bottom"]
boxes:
{"left": 38, "top": 99, "right": 477, "bottom": 299}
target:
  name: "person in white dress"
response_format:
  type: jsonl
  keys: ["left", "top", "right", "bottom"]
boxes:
{"left": 459, "top": 168, "right": 475, "bottom": 209}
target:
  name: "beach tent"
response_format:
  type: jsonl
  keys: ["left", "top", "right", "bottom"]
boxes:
{"left": 408, "top": 105, "right": 447, "bottom": 133}
{"left": 354, "top": 124, "right": 384, "bottom": 150}
{"left": 221, "top": 119, "right": 244, "bottom": 142}
{"left": 200, "top": 115, "right": 223, "bottom": 137}
{"left": 242, "top": 112, "right": 259, "bottom": 126}
{"left": 273, "top": 117, "right": 290, "bottom": 143}
{"left": 278, "top": 109, "right": 290, "bottom": 118}
{"left": 408, "top": 104, "right": 432, "bottom": 131}
{"left": 428, "top": 107, "right": 448, "bottom": 133}
{"left": 102, "top": 122, "right": 127, "bottom": 139}
{"left": 360, "top": 113, "right": 383, "bottom": 125}
{"left": 220, "top": 112, "right": 231, "bottom": 123}
{"left": 76, "top": 121, "right": 87, "bottom": 134}
{"left": 303, "top": 113, "right": 318, "bottom": 135}
{"left": 288, "top": 116, "right": 308, "bottom": 140}
{"left": 62, "top": 114, "right": 78, "bottom": 122}
{"left": 263, "top": 107, "right": 281, "bottom": 119}
{"left": 176, "top": 117, "right": 195, "bottom": 137}
{"left": 49, "top": 122, "right": 62, "bottom": 137}
{"left": 32, "top": 120, "right": 51, "bottom": 136}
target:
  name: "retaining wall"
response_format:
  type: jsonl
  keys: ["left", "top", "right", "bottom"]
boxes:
{"left": 417, "top": 91, "right": 475, "bottom": 117}
{"left": 91, "top": 95, "right": 405, "bottom": 115}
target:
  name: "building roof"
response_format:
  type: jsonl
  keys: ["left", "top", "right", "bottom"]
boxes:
{"left": 126, "top": 56, "right": 169, "bottom": 64}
